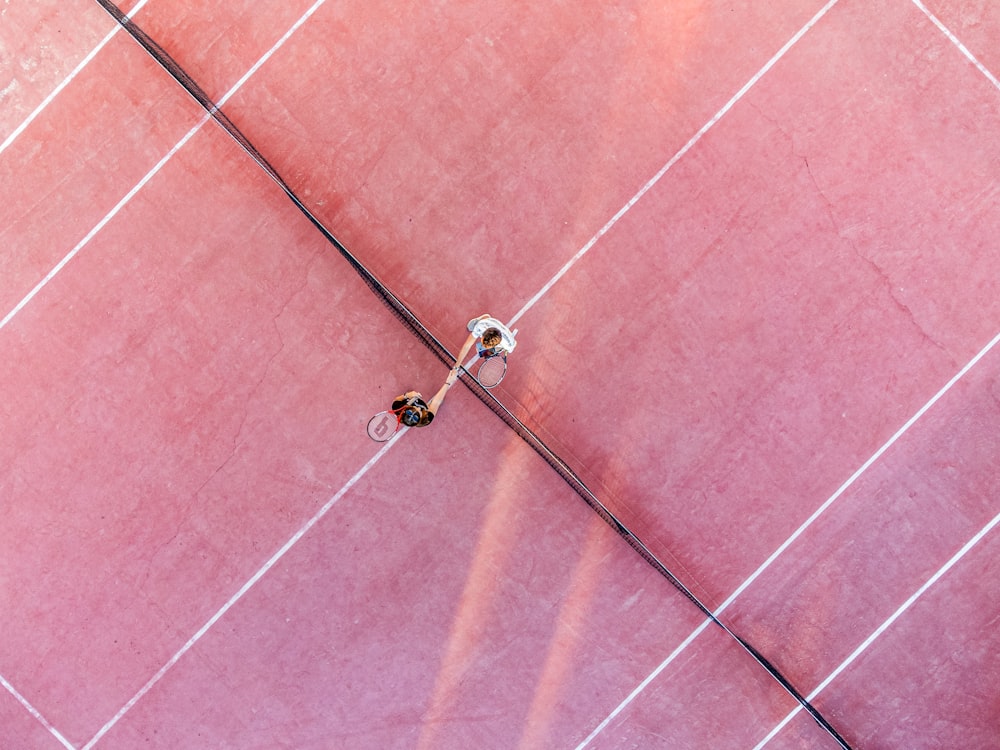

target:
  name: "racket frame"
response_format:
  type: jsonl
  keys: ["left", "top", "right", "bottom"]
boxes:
{"left": 366, "top": 410, "right": 402, "bottom": 442}
{"left": 475, "top": 352, "right": 507, "bottom": 388}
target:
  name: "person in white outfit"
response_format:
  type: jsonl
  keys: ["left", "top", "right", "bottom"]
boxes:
{"left": 466, "top": 314, "right": 517, "bottom": 359}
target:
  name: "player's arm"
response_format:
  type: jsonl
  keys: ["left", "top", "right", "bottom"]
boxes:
{"left": 453, "top": 330, "right": 479, "bottom": 368}
{"left": 426, "top": 365, "right": 461, "bottom": 415}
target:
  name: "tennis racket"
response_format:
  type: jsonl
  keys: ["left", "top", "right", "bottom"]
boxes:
{"left": 366, "top": 410, "right": 401, "bottom": 442}
{"left": 475, "top": 353, "right": 507, "bottom": 388}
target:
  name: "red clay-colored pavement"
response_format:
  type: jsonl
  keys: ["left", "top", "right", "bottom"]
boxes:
{"left": 3, "top": 1, "right": 1000, "bottom": 748}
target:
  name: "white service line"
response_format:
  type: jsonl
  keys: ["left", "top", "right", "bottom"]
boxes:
{"left": 911, "top": 0, "right": 1000, "bottom": 92}
{"left": 81, "top": 432, "right": 404, "bottom": 750}
{"left": 0, "top": 0, "right": 329, "bottom": 335}
{"left": 0, "top": 0, "right": 151, "bottom": 159}
{"left": 574, "top": 331, "right": 1000, "bottom": 748}
{"left": 0, "top": 672, "right": 75, "bottom": 750}
{"left": 753, "top": 508, "right": 1000, "bottom": 749}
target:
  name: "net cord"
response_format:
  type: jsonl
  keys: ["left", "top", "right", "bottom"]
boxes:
{"left": 93, "top": 3, "right": 853, "bottom": 746}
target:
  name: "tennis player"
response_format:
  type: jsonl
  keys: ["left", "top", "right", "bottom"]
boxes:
{"left": 466, "top": 314, "right": 517, "bottom": 358}
{"left": 389, "top": 364, "right": 463, "bottom": 428}
{"left": 387, "top": 314, "right": 516, "bottom": 428}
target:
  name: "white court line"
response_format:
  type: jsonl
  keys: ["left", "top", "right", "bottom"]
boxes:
{"left": 576, "top": 330, "right": 1000, "bottom": 748}
{"left": 81, "top": 432, "right": 405, "bottom": 750}
{"left": 2, "top": 0, "right": 331, "bottom": 744}
{"left": 0, "top": 120, "right": 204, "bottom": 333}
{"left": 575, "top": 3, "right": 1000, "bottom": 744}
{"left": 0, "top": 672, "right": 75, "bottom": 750}
{"left": 0, "top": 0, "right": 328, "bottom": 334}
{"left": 16, "top": 0, "right": 989, "bottom": 747}
{"left": 911, "top": 0, "right": 1000, "bottom": 92}
{"left": 510, "top": 0, "right": 841, "bottom": 329}
{"left": 713, "top": 330, "right": 1000, "bottom": 618}
{"left": 573, "top": 620, "right": 714, "bottom": 750}
{"left": 2, "top": 2, "right": 145, "bottom": 741}
{"left": 754, "top": 508, "right": 1000, "bottom": 749}
{"left": 751, "top": 8, "right": 1000, "bottom": 743}
{"left": 0, "top": 0, "right": 151, "bottom": 158}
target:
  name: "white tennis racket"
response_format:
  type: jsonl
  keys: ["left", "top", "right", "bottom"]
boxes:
{"left": 475, "top": 353, "right": 507, "bottom": 388}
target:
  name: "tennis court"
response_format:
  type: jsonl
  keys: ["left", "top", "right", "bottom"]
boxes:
{"left": 3, "top": 1, "right": 999, "bottom": 747}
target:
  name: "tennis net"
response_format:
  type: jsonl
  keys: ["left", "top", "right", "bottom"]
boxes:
{"left": 94, "top": 2, "right": 853, "bottom": 746}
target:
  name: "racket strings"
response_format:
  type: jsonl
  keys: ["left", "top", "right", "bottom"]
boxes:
{"left": 367, "top": 412, "right": 397, "bottom": 441}
{"left": 476, "top": 354, "right": 507, "bottom": 388}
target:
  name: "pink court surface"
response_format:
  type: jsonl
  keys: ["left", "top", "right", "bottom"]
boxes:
{"left": 3, "top": 1, "right": 1000, "bottom": 748}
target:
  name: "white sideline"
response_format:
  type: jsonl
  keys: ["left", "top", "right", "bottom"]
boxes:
{"left": 510, "top": 0, "right": 841, "bottom": 329}
{"left": 2, "top": 0, "right": 331, "bottom": 745}
{"left": 911, "top": 0, "right": 1000, "bottom": 93}
{"left": 749, "top": 5, "right": 1000, "bottom": 746}
{"left": 74, "top": 0, "right": 843, "bottom": 746}
{"left": 81, "top": 434, "right": 402, "bottom": 749}
{"left": 9, "top": 0, "right": 998, "bottom": 746}
{"left": 1, "top": 3, "right": 153, "bottom": 744}
{"left": 570, "top": 0, "right": 1000, "bottom": 739}
{"left": 0, "top": 0, "right": 151, "bottom": 158}
{"left": 0, "top": 121, "right": 204, "bottom": 332}
{"left": 754, "top": 509, "right": 1000, "bottom": 748}
{"left": 0, "top": 0, "right": 327, "bottom": 334}
{"left": 0, "top": 672, "right": 75, "bottom": 750}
